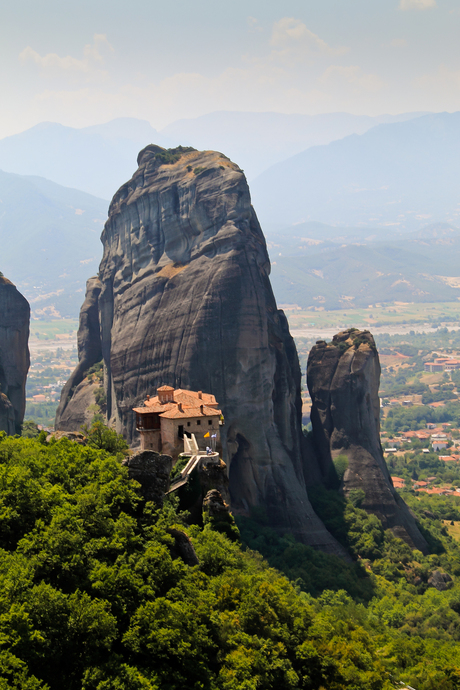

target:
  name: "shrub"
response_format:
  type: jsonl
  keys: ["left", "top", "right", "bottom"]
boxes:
{"left": 81, "top": 421, "right": 128, "bottom": 454}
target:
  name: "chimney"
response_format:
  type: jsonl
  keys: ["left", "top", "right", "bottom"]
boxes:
{"left": 146, "top": 394, "right": 150, "bottom": 401}
{"left": 198, "top": 391, "right": 202, "bottom": 400}
{"left": 200, "top": 404, "right": 204, "bottom": 414}
{"left": 178, "top": 402, "right": 183, "bottom": 413}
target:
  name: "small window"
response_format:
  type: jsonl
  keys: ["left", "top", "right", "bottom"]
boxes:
{"left": 208, "top": 419, "right": 212, "bottom": 425}
{"left": 197, "top": 420, "right": 201, "bottom": 426}
{"left": 187, "top": 421, "right": 191, "bottom": 427}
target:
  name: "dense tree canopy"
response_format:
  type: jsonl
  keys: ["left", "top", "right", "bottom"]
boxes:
{"left": 0, "top": 433, "right": 459, "bottom": 688}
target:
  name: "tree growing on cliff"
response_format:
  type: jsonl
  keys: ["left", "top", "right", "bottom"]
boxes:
{"left": 82, "top": 420, "right": 128, "bottom": 454}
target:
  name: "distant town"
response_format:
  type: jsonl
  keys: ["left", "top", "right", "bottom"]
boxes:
{"left": 25, "top": 323, "right": 78, "bottom": 426}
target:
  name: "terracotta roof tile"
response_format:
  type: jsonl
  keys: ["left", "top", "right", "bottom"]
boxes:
{"left": 134, "top": 387, "right": 221, "bottom": 418}
{"left": 159, "top": 405, "right": 221, "bottom": 419}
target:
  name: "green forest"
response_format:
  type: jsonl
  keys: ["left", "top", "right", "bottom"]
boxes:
{"left": 0, "top": 432, "right": 459, "bottom": 688}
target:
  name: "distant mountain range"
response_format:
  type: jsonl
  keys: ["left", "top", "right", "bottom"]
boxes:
{"left": 268, "top": 222, "right": 460, "bottom": 309}
{"left": 0, "top": 111, "right": 427, "bottom": 198}
{"left": 251, "top": 112, "right": 460, "bottom": 231}
{"left": 4, "top": 111, "right": 460, "bottom": 318}
{"left": 159, "top": 110, "right": 426, "bottom": 180}
{"left": 0, "top": 119, "right": 176, "bottom": 200}
{"left": 0, "top": 170, "right": 106, "bottom": 318}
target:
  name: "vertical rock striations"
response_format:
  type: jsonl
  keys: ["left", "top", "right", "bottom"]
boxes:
{"left": 307, "top": 328, "right": 428, "bottom": 552}
{"left": 0, "top": 276, "right": 30, "bottom": 434}
{"left": 58, "top": 145, "right": 345, "bottom": 554}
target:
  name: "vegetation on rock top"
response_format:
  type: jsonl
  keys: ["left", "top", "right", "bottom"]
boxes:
{"left": 152, "top": 145, "right": 196, "bottom": 166}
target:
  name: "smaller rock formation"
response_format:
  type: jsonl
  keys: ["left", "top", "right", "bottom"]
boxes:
{"left": 307, "top": 328, "right": 428, "bottom": 552}
{"left": 169, "top": 453, "right": 231, "bottom": 525}
{"left": 55, "top": 277, "right": 102, "bottom": 430}
{"left": 46, "top": 431, "right": 87, "bottom": 445}
{"left": 428, "top": 570, "right": 453, "bottom": 591}
{"left": 122, "top": 450, "right": 173, "bottom": 506}
{"left": 199, "top": 459, "right": 231, "bottom": 507}
{"left": 56, "top": 379, "right": 103, "bottom": 431}
{"left": 203, "top": 489, "right": 231, "bottom": 520}
{"left": 167, "top": 528, "right": 199, "bottom": 566}
{"left": 203, "top": 489, "right": 240, "bottom": 542}
{"left": 0, "top": 276, "right": 30, "bottom": 434}
{"left": 0, "top": 393, "right": 15, "bottom": 435}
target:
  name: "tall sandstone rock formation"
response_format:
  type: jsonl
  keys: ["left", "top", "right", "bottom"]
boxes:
{"left": 0, "top": 276, "right": 30, "bottom": 434}
{"left": 307, "top": 328, "right": 428, "bottom": 552}
{"left": 56, "top": 145, "right": 344, "bottom": 553}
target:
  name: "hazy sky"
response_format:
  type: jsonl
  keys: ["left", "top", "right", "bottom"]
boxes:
{"left": 2, "top": 0, "right": 460, "bottom": 137}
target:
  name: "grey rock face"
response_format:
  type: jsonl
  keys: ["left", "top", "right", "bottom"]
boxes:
{"left": 203, "top": 489, "right": 231, "bottom": 520}
{"left": 167, "top": 528, "right": 199, "bottom": 566}
{"left": 307, "top": 328, "right": 428, "bottom": 552}
{"left": 46, "top": 431, "right": 87, "bottom": 445}
{"left": 428, "top": 569, "right": 453, "bottom": 591}
{"left": 54, "top": 378, "right": 102, "bottom": 432}
{"left": 122, "top": 449, "right": 173, "bottom": 506}
{"left": 0, "top": 277, "right": 30, "bottom": 434}
{"left": 55, "top": 276, "right": 102, "bottom": 429}
{"left": 0, "top": 393, "right": 15, "bottom": 435}
{"left": 61, "top": 145, "right": 344, "bottom": 554}
{"left": 199, "top": 461, "right": 231, "bottom": 508}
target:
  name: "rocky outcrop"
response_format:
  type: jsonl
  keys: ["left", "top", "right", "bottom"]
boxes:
{"left": 55, "top": 277, "right": 102, "bottom": 429}
{"left": 59, "top": 145, "right": 344, "bottom": 554}
{"left": 46, "top": 431, "right": 87, "bottom": 445}
{"left": 0, "top": 393, "right": 15, "bottom": 435}
{"left": 167, "top": 528, "right": 199, "bottom": 566}
{"left": 195, "top": 458, "right": 231, "bottom": 508}
{"left": 122, "top": 450, "right": 173, "bottom": 506}
{"left": 428, "top": 570, "right": 453, "bottom": 591}
{"left": 56, "top": 379, "right": 103, "bottom": 431}
{"left": 170, "top": 457, "right": 232, "bottom": 526}
{"left": 203, "top": 489, "right": 231, "bottom": 521}
{"left": 0, "top": 277, "right": 30, "bottom": 434}
{"left": 202, "top": 489, "right": 240, "bottom": 542}
{"left": 307, "top": 328, "right": 428, "bottom": 552}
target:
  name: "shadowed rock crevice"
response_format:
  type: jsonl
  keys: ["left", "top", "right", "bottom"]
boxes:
{"left": 59, "top": 145, "right": 345, "bottom": 555}
{"left": 55, "top": 276, "right": 102, "bottom": 430}
{"left": 307, "top": 328, "right": 428, "bottom": 553}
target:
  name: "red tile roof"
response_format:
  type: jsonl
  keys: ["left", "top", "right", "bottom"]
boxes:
{"left": 159, "top": 405, "right": 220, "bottom": 419}
{"left": 133, "top": 387, "right": 221, "bottom": 418}
{"left": 416, "top": 487, "right": 454, "bottom": 495}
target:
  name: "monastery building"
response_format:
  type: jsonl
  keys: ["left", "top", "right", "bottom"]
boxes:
{"left": 133, "top": 385, "right": 222, "bottom": 459}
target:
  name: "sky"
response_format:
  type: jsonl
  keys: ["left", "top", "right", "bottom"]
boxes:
{"left": 2, "top": 0, "right": 460, "bottom": 138}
